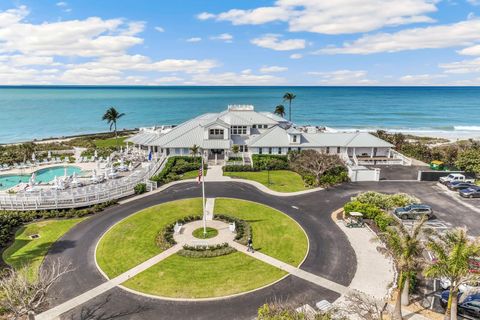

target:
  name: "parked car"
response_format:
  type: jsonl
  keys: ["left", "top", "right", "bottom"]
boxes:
{"left": 440, "top": 290, "right": 480, "bottom": 318}
{"left": 446, "top": 181, "right": 477, "bottom": 191}
{"left": 460, "top": 187, "right": 480, "bottom": 198}
{"left": 393, "top": 204, "right": 433, "bottom": 220}
{"left": 440, "top": 278, "right": 479, "bottom": 292}
{"left": 439, "top": 173, "right": 475, "bottom": 185}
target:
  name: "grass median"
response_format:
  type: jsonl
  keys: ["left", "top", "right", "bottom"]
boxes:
{"left": 223, "top": 170, "right": 309, "bottom": 193}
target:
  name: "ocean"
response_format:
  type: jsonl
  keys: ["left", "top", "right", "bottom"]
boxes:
{"left": 0, "top": 86, "right": 479, "bottom": 143}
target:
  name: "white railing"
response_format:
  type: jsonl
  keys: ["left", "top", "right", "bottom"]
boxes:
{"left": 390, "top": 149, "right": 412, "bottom": 166}
{"left": 0, "top": 156, "right": 166, "bottom": 211}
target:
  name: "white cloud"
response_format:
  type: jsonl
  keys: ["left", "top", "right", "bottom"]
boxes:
{"left": 199, "top": 0, "right": 437, "bottom": 34}
{"left": 155, "top": 26, "right": 165, "bottom": 32}
{"left": 197, "top": 12, "right": 216, "bottom": 20}
{"left": 259, "top": 65, "right": 288, "bottom": 73}
{"left": 458, "top": 44, "right": 480, "bottom": 55}
{"left": 290, "top": 53, "right": 303, "bottom": 59}
{"left": 468, "top": 0, "right": 480, "bottom": 5}
{"left": 210, "top": 33, "right": 233, "bottom": 43}
{"left": 0, "top": 12, "right": 144, "bottom": 57}
{"left": 308, "top": 70, "right": 377, "bottom": 85}
{"left": 251, "top": 34, "right": 306, "bottom": 51}
{"left": 56, "top": 2, "right": 68, "bottom": 7}
{"left": 399, "top": 74, "right": 446, "bottom": 84}
{"left": 186, "top": 37, "right": 202, "bottom": 42}
{"left": 440, "top": 58, "right": 480, "bottom": 74}
{"left": 318, "top": 19, "right": 480, "bottom": 54}
{"left": 190, "top": 72, "right": 285, "bottom": 85}
{"left": 153, "top": 76, "right": 184, "bottom": 84}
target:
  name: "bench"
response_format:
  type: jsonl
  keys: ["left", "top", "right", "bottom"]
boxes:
{"left": 315, "top": 300, "right": 332, "bottom": 312}
{"left": 174, "top": 222, "right": 183, "bottom": 234}
{"left": 229, "top": 222, "right": 236, "bottom": 232}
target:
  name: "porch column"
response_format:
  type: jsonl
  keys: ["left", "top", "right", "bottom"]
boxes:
{"left": 371, "top": 147, "right": 374, "bottom": 158}
{"left": 388, "top": 148, "right": 391, "bottom": 158}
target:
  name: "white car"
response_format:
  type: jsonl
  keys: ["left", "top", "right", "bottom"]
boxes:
{"left": 439, "top": 173, "right": 475, "bottom": 185}
{"left": 440, "top": 278, "right": 479, "bottom": 292}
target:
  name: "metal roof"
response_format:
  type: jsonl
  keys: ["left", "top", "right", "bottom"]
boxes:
{"left": 126, "top": 132, "right": 161, "bottom": 145}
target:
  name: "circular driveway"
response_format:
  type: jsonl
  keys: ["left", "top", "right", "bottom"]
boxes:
{"left": 45, "top": 181, "right": 358, "bottom": 320}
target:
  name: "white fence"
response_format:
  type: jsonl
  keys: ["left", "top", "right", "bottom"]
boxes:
{"left": 0, "top": 156, "right": 166, "bottom": 211}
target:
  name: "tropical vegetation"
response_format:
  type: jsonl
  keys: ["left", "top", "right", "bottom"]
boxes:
{"left": 283, "top": 92, "right": 296, "bottom": 121}
{"left": 273, "top": 104, "right": 285, "bottom": 118}
{"left": 424, "top": 228, "right": 480, "bottom": 320}
{"left": 102, "top": 106, "right": 125, "bottom": 150}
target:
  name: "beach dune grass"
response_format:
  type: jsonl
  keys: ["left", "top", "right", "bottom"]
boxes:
{"left": 2, "top": 218, "right": 85, "bottom": 279}
{"left": 93, "top": 136, "right": 127, "bottom": 148}
{"left": 223, "top": 170, "right": 308, "bottom": 193}
{"left": 122, "top": 252, "right": 286, "bottom": 298}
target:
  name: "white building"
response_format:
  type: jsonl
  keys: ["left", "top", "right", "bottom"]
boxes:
{"left": 127, "top": 105, "right": 409, "bottom": 168}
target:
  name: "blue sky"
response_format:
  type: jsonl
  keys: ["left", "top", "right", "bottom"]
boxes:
{"left": 0, "top": 0, "right": 480, "bottom": 85}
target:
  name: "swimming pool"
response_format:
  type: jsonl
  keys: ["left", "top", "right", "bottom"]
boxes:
{"left": 0, "top": 166, "right": 83, "bottom": 191}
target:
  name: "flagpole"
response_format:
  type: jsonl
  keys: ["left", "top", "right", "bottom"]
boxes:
{"left": 202, "top": 150, "right": 206, "bottom": 235}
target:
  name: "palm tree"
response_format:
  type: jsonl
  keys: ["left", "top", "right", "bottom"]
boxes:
{"left": 231, "top": 145, "right": 240, "bottom": 155}
{"left": 274, "top": 105, "right": 286, "bottom": 118}
{"left": 190, "top": 144, "right": 200, "bottom": 165}
{"left": 424, "top": 228, "right": 480, "bottom": 320}
{"left": 379, "top": 216, "right": 427, "bottom": 320}
{"left": 283, "top": 92, "right": 296, "bottom": 122}
{"left": 102, "top": 107, "right": 125, "bottom": 150}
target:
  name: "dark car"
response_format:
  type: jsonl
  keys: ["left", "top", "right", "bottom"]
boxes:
{"left": 393, "top": 204, "right": 433, "bottom": 220}
{"left": 460, "top": 187, "right": 480, "bottom": 198}
{"left": 441, "top": 290, "right": 480, "bottom": 318}
{"left": 447, "top": 181, "right": 477, "bottom": 191}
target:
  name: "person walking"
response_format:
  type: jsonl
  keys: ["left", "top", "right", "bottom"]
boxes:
{"left": 247, "top": 237, "right": 254, "bottom": 253}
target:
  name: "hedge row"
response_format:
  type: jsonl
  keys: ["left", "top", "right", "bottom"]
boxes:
{"left": 178, "top": 245, "right": 236, "bottom": 258}
{"left": 150, "top": 156, "right": 205, "bottom": 184}
{"left": 0, "top": 200, "right": 117, "bottom": 250}
{"left": 223, "top": 165, "right": 258, "bottom": 172}
{"left": 215, "top": 214, "right": 251, "bottom": 245}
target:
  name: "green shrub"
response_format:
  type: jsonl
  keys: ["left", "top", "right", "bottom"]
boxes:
{"left": 374, "top": 212, "right": 395, "bottom": 231}
{"left": 178, "top": 244, "right": 236, "bottom": 258}
{"left": 343, "top": 201, "right": 383, "bottom": 219}
{"left": 150, "top": 156, "right": 204, "bottom": 184}
{"left": 134, "top": 183, "right": 147, "bottom": 195}
{"left": 223, "top": 165, "right": 257, "bottom": 172}
{"left": 351, "top": 191, "right": 419, "bottom": 210}
{"left": 252, "top": 155, "right": 289, "bottom": 170}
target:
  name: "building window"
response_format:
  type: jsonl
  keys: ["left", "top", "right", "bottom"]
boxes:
{"left": 337, "top": 147, "right": 341, "bottom": 154}
{"left": 244, "top": 145, "right": 248, "bottom": 152}
{"left": 231, "top": 126, "right": 247, "bottom": 135}
{"left": 288, "top": 147, "right": 291, "bottom": 153}
{"left": 209, "top": 128, "right": 224, "bottom": 136}
{"left": 278, "top": 148, "right": 282, "bottom": 154}
{"left": 259, "top": 148, "right": 263, "bottom": 154}
{"left": 252, "top": 125, "right": 256, "bottom": 128}
{"left": 326, "top": 147, "right": 330, "bottom": 154}
{"left": 268, "top": 147, "right": 272, "bottom": 154}
{"left": 264, "top": 125, "right": 268, "bottom": 129}
{"left": 297, "top": 147, "right": 301, "bottom": 152}
{"left": 293, "top": 135, "right": 297, "bottom": 143}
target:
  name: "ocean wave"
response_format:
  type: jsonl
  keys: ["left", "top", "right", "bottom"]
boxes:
{"left": 454, "top": 126, "right": 480, "bottom": 131}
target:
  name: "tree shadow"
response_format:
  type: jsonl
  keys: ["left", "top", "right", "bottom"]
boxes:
{"left": 63, "top": 294, "right": 150, "bottom": 320}
{"left": 5, "top": 240, "right": 76, "bottom": 268}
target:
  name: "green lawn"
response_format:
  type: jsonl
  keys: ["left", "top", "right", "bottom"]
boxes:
{"left": 93, "top": 136, "right": 128, "bottom": 148}
{"left": 96, "top": 198, "right": 307, "bottom": 298}
{"left": 223, "top": 170, "right": 309, "bottom": 192}
{"left": 123, "top": 252, "right": 286, "bottom": 298}
{"left": 180, "top": 169, "right": 207, "bottom": 180}
{"left": 192, "top": 227, "right": 218, "bottom": 239}
{"left": 96, "top": 198, "right": 203, "bottom": 278}
{"left": 2, "top": 218, "right": 85, "bottom": 279}
{"left": 214, "top": 198, "right": 308, "bottom": 266}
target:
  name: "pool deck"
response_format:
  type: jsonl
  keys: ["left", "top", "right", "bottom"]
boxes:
{"left": 0, "top": 162, "right": 99, "bottom": 176}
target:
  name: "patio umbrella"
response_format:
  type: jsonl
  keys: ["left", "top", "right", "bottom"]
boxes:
{"left": 29, "top": 172, "right": 36, "bottom": 186}
{"left": 31, "top": 152, "right": 36, "bottom": 162}
{"left": 120, "top": 146, "right": 123, "bottom": 154}
{"left": 64, "top": 166, "right": 68, "bottom": 177}
{"left": 128, "top": 162, "right": 133, "bottom": 171}
{"left": 71, "top": 172, "right": 79, "bottom": 187}
{"left": 94, "top": 150, "right": 98, "bottom": 159}
{"left": 148, "top": 150, "right": 152, "bottom": 161}
{"left": 47, "top": 151, "right": 52, "bottom": 159}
